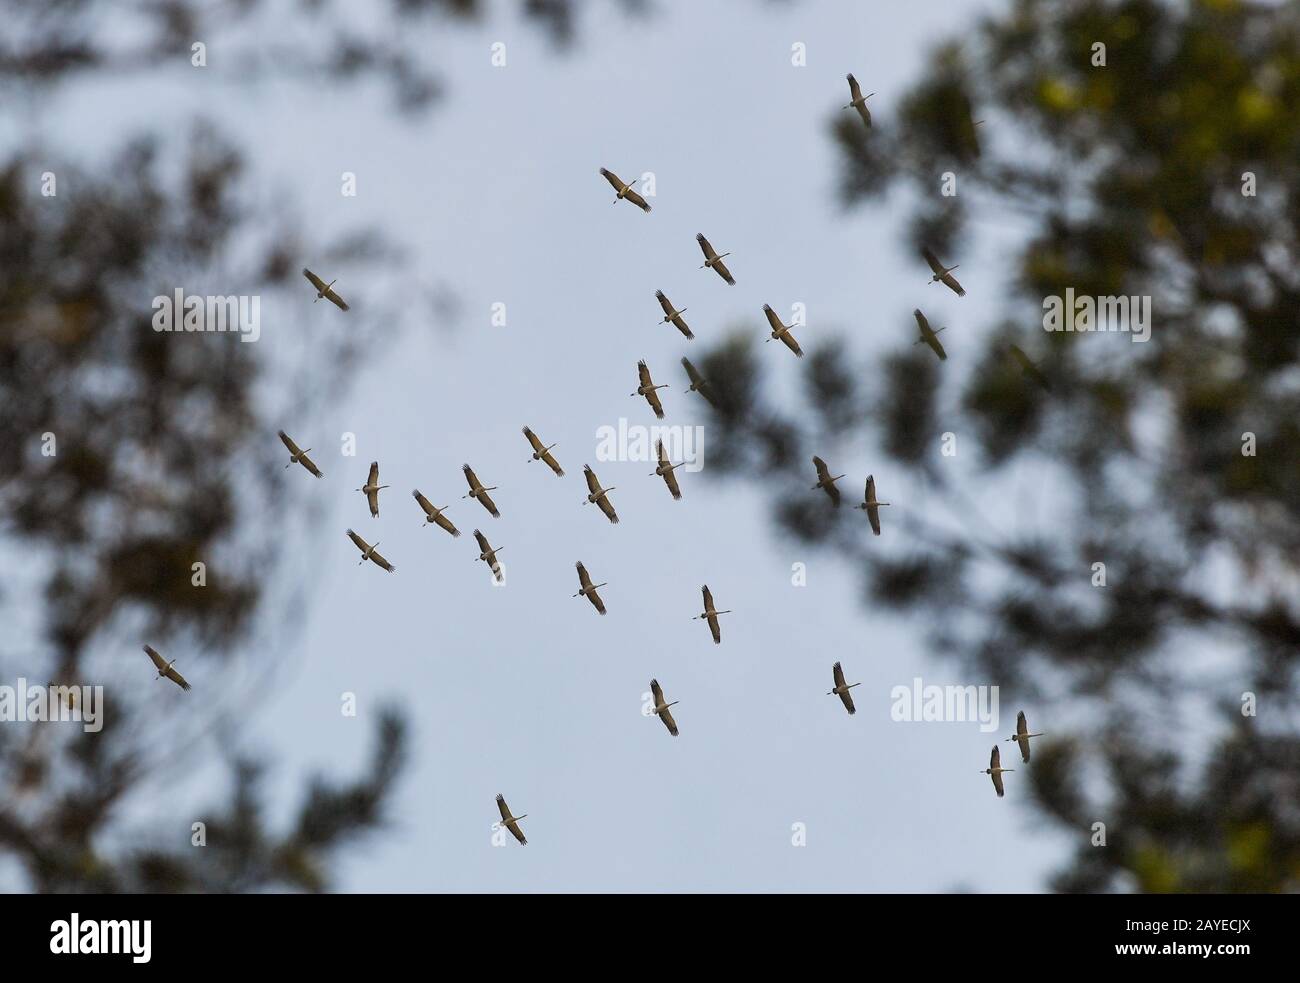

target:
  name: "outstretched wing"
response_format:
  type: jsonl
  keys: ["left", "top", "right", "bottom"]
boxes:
{"left": 813, "top": 456, "right": 832, "bottom": 483}
{"left": 143, "top": 644, "right": 168, "bottom": 672}
{"left": 434, "top": 510, "right": 460, "bottom": 537}
{"left": 681, "top": 358, "right": 715, "bottom": 405}
{"left": 671, "top": 314, "right": 692, "bottom": 339}
{"left": 707, "top": 612, "right": 721, "bottom": 644}
{"left": 921, "top": 247, "right": 945, "bottom": 277}
{"left": 368, "top": 548, "right": 395, "bottom": 573}
{"left": 541, "top": 448, "right": 563, "bottom": 476}
{"left": 413, "top": 489, "right": 436, "bottom": 518}
{"left": 599, "top": 167, "right": 624, "bottom": 191}
{"left": 712, "top": 257, "right": 735, "bottom": 285}
{"left": 702, "top": 585, "right": 713, "bottom": 612}
{"left": 645, "top": 386, "right": 665, "bottom": 419}
{"left": 477, "top": 490, "right": 499, "bottom": 517}
{"left": 658, "top": 443, "right": 682, "bottom": 500}
{"left": 695, "top": 233, "right": 717, "bottom": 261}
{"left": 1017, "top": 710, "right": 1028, "bottom": 736}
{"left": 474, "top": 529, "right": 491, "bottom": 553}
{"left": 763, "top": 304, "right": 784, "bottom": 333}
{"left": 847, "top": 73, "right": 863, "bottom": 103}
{"left": 366, "top": 462, "right": 381, "bottom": 516}
{"left": 941, "top": 270, "right": 966, "bottom": 297}
{"left": 637, "top": 360, "right": 653, "bottom": 389}
{"left": 990, "top": 745, "right": 1002, "bottom": 770}
{"left": 277, "top": 430, "right": 302, "bottom": 456}
{"left": 347, "top": 528, "right": 370, "bottom": 553}
{"left": 838, "top": 686, "right": 855, "bottom": 715}
{"left": 462, "top": 464, "right": 482, "bottom": 492}
{"left": 523, "top": 426, "right": 545, "bottom": 454}
{"left": 623, "top": 187, "right": 652, "bottom": 212}
{"left": 651, "top": 679, "right": 665, "bottom": 705}
{"left": 925, "top": 333, "right": 947, "bottom": 361}
{"left": 833, "top": 662, "right": 846, "bottom": 689}
{"left": 165, "top": 664, "right": 192, "bottom": 691}
{"left": 576, "top": 561, "right": 593, "bottom": 591}
{"left": 496, "top": 794, "right": 512, "bottom": 822}
{"left": 656, "top": 291, "right": 675, "bottom": 315}
{"left": 659, "top": 704, "right": 679, "bottom": 736}
{"left": 597, "top": 492, "right": 619, "bottom": 524}
{"left": 779, "top": 328, "right": 802, "bottom": 357}
{"left": 298, "top": 451, "right": 323, "bottom": 478}
{"left": 583, "top": 465, "right": 600, "bottom": 495}
{"left": 302, "top": 268, "right": 327, "bottom": 292}
{"left": 586, "top": 585, "right": 606, "bottom": 615}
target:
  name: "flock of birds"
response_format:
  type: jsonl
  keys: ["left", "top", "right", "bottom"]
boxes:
{"left": 138, "top": 74, "right": 1041, "bottom": 851}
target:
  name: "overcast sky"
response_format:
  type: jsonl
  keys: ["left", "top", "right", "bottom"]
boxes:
{"left": 30, "top": 0, "right": 1082, "bottom": 891}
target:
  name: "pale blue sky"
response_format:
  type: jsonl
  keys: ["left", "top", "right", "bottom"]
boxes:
{"left": 25, "top": 0, "right": 1080, "bottom": 891}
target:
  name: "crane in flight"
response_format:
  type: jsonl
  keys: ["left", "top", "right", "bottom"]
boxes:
{"left": 680, "top": 357, "right": 715, "bottom": 406}
{"left": 473, "top": 529, "right": 504, "bottom": 582}
{"left": 522, "top": 426, "right": 564, "bottom": 476}
{"left": 347, "top": 529, "right": 395, "bottom": 572}
{"left": 631, "top": 360, "right": 668, "bottom": 420}
{"left": 654, "top": 290, "right": 694, "bottom": 339}
{"left": 763, "top": 304, "right": 804, "bottom": 358}
{"left": 599, "top": 168, "right": 652, "bottom": 212}
{"left": 857, "top": 475, "right": 890, "bottom": 535}
{"left": 462, "top": 464, "right": 500, "bottom": 518}
{"left": 412, "top": 490, "right": 460, "bottom": 537}
{"left": 827, "top": 662, "right": 859, "bottom": 715}
{"left": 357, "top": 462, "right": 388, "bottom": 517}
{"left": 843, "top": 74, "right": 874, "bottom": 128}
{"left": 922, "top": 247, "right": 966, "bottom": 297}
{"left": 981, "top": 745, "right": 1014, "bottom": 798}
{"left": 143, "top": 645, "right": 191, "bottom": 691}
{"left": 649, "top": 679, "right": 680, "bottom": 737}
{"left": 495, "top": 794, "right": 528, "bottom": 845}
{"left": 812, "top": 456, "right": 846, "bottom": 506}
{"left": 1005, "top": 711, "right": 1045, "bottom": 763}
{"left": 912, "top": 308, "right": 948, "bottom": 361}
{"left": 278, "top": 430, "right": 323, "bottom": 478}
{"left": 582, "top": 465, "right": 619, "bottom": 524}
{"left": 693, "top": 585, "right": 731, "bottom": 644}
{"left": 696, "top": 233, "right": 735, "bottom": 285}
{"left": 650, "top": 439, "right": 684, "bottom": 500}
{"left": 572, "top": 562, "right": 607, "bottom": 615}
{"left": 302, "top": 268, "right": 349, "bottom": 310}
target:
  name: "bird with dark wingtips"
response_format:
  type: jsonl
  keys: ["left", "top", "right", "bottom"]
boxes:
{"left": 599, "top": 168, "right": 652, "bottom": 212}
{"left": 649, "top": 679, "right": 680, "bottom": 737}
{"left": 696, "top": 233, "right": 735, "bottom": 285}
{"left": 573, "top": 561, "right": 608, "bottom": 615}
{"left": 982, "top": 745, "right": 1014, "bottom": 798}
{"left": 827, "top": 662, "right": 859, "bottom": 715}
{"left": 693, "top": 585, "right": 731, "bottom": 644}
{"left": 495, "top": 794, "right": 528, "bottom": 845}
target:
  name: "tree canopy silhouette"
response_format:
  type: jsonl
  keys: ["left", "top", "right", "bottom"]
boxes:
{"left": 696, "top": 0, "right": 1300, "bottom": 892}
